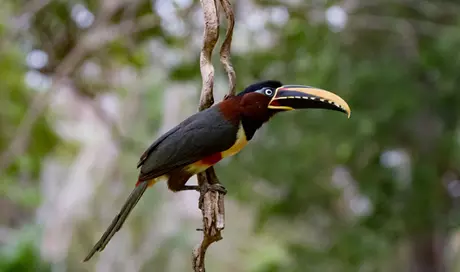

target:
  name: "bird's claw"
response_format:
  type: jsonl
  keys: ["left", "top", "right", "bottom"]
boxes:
{"left": 198, "top": 183, "right": 227, "bottom": 210}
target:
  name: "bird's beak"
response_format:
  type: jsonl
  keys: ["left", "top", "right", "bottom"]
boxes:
{"left": 268, "top": 85, "right": 351, "bottom": 118}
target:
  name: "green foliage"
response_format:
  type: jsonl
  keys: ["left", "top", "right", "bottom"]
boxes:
{"left": 0, "top": 228, "right": 51, "bottom": 272}
{"left": 0, "top": 243, "right": 51, "bottom": 272}
{"left": 0, "top": 42, "right": 59, "bottom": 179}
{"left": 0, "top": 31, "right": 59, "bottom": 212}
{"left": 0, "top": 7, "right": 59, "bottom": 271}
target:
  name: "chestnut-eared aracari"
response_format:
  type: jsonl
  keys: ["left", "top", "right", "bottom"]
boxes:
{"left": 83, "top": 80, "right": 351, "bottom": 261}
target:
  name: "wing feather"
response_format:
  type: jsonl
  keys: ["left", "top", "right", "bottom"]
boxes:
{"left": 137, "top": 106, "right": 238, "bottom": 181}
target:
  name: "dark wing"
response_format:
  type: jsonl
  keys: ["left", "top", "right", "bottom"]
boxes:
{"left": 137, "top": 126, "right": 180, "bottom": 168}
{"left": 137, "top": 108, "right": 201, "bottom": 168}
{"left": 137, "top": 106, "right": 239, "bottom": 181}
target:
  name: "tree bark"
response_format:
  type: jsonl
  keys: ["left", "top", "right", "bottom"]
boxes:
{"left": 192, "top": 0, "right": 235, "bottom": 271}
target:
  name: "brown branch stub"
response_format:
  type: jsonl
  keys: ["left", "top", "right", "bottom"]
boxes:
{"left": 193, "top": 0, "right": 235, "bottom": 271}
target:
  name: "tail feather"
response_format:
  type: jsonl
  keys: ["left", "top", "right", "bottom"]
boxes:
{"left": 83, "top": 181, "right": 149, "bottom": 262}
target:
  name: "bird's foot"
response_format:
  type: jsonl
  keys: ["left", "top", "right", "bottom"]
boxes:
{"left": 198, "top": 183, "right": 227, "bottom": 211}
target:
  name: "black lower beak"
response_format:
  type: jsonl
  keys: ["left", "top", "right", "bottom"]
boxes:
{"left": 267, "top": 85, "right": 351, "bottom": 118}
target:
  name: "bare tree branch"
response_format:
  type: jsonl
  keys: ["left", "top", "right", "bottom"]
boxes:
{"left": 219, "top": 0, "right": 236, "bottom": 96}
{"left": 193, "top": 0, "right": 235, "bottom": 270}
{"left": 193, "top": 169, "right": 226, "bottom": 272}
{"left": 197, "top": 0, "right": 220, "bottom": 112}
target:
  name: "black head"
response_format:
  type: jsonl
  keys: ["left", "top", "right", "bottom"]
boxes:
{"left": 237, "top": 80, "right": 283, "bottom": 97}
{"left": 238, "top": 80, "right": 351, "bottom": 117}
{"left": 237, "top": 80, "right": 284, "bottom": 123}
{"left": 236, "top": 79, "right": 351, "bottom": 140}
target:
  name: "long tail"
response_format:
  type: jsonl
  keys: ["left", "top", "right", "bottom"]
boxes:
{"left": 83, "top": 181, "right": 149, "bottom": 262}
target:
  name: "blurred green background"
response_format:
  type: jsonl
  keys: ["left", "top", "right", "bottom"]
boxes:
{"left": 1, "top": 0, "right": 460, "bottom": 271}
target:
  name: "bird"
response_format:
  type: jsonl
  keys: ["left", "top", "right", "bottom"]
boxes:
{"left": 83, "top": 80, "right": 351, "bottom": 261}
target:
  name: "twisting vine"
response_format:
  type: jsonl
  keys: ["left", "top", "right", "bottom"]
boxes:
{"left": 192, "top": 0, "right": 236, "bottom": 271}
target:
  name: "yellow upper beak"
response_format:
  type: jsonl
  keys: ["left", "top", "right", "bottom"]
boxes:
{"left": 267, "top": 85, "right": 351, "bottom": 118}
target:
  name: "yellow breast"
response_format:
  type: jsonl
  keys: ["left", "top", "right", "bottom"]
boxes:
{"left": 221, "top": 123, "right": 248, "bottom": 158}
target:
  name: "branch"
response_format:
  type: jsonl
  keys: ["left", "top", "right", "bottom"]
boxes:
{"left": 193, "top": 0, "right": 220, "bottom": 269}
{"left": 193, "top": 0, "right": 236, "bottom": 271}
{"left": 197, "top": 0, "right": 219, "bottom": 112}
{"left": 192, "top": 169, "right": 225, "bottom": 272}
{"left": 219, "top": 0, "right": 236, "bottom": 96}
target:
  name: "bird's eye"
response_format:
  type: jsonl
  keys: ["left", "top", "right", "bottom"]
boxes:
{"left": 264, "top": 89, "right": 273, "bottom": 96}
